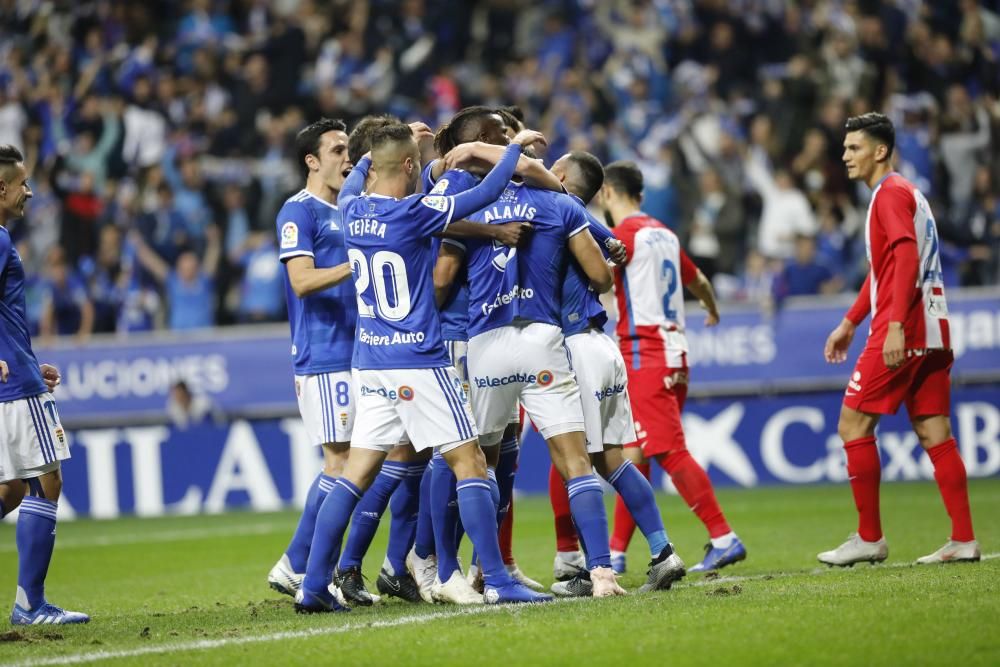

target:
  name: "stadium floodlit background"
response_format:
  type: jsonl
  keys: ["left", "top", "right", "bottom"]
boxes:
{"left": 0, "top": 1, "right": 998, "bottom": 665}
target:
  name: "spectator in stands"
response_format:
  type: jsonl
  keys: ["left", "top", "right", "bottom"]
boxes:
{"left": 235, "top": 233, "right": 285, "bottom": 323}
{"left": 746, "top": 156, "right": 818, "bottom": 261}
{"left": 774, "top": 234, "right": 841, "bottom": 299}
{"left": 131, "top": 226, "right": 220, "bottom": 331}
{"left": 39, "top": 246, "right": 94, "bottom": 343}
{"left": 166, "top": 380, "right": 224, "bottom": 430}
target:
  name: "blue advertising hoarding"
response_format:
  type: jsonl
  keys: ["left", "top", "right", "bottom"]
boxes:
{"left": 36, "top": 289, "right": 1000, "bottom": 426}
{"left": 13, "top": 385, "right": 998, "bottom": 520}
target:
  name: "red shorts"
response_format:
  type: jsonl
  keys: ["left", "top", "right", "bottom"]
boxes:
{"left": 843, "top": 347, "right": 953, "bottom": 417}
{"left": 625, "top": 365, "right": 689, "bottom": 457}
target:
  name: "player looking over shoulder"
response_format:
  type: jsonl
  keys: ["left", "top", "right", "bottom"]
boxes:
{"left": 0, "top": 144, "right": 88, "bottom": 625}
{"left": 818, "top": 112, "right": 979, "bottom": 566}
{"left": 293, "top": 121, "right": 552, "bottom": 612}
{"left": 601, "top": 160, "right": 746, "bottom": 574}
{"left": 544, "top": 151, "right": 686, "bottom": 597}
{"left": 266, "top": 118, "right": 359, "bottom": 599}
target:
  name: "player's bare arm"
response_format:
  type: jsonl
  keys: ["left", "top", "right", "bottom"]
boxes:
{"left": 438, "top": 219, "right": 532, "bottom": 246}
{"left": 568, "top": 228, "right": 613, "bottom": 293}
{"left": 684, "top": 269, "right": 720, "bottom": 327}
{"left": 285, "top": 256, "right": 354, "bottom": 297}
{"left": 442, "top": 140, "right": 561, "bottom": 192}
{"left": 433, "top": 243, "right": 464, "bottom": 308}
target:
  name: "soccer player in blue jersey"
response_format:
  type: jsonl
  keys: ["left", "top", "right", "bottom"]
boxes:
{"left": 293, "top": 121, "right": 551, "bottom": 612}
{"left": 266, "top": 118, "right": 359, "bottom": 599}
{"left": 0, "top": 145, "right": 89, "bottom": 625}
{"left": 432, "top": 109, "right": 627, "bottom": 597}
{"left": 546, "top": 151, "right": 686, "bottom": 596}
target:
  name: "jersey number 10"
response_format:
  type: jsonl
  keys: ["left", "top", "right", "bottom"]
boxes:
{"left": 348, "top": 249, "right": 412, "bottom": 321}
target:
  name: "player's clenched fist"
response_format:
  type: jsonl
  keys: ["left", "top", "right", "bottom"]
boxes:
{"left": 823, "top": 318, "right": 856, "bottom": 363}
{"left": 0, "top": 359, "right": 8, "bottom": 383}
{"left": 606, "top": 239, "right": 627, "bottom": 265}
{"left": 492, "top": 221, "right": 533, "bottom": 247}
{"left": 40, "top": 363, "right": 61, "bottom": 392}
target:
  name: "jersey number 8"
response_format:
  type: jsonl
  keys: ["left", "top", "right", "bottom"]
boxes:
{"left": 348, "top": 249, "right": 412, "bottom": 321}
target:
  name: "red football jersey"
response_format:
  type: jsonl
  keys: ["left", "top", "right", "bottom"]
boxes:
{"left": 612, "top": 213, "right": 698, "bottom": 370}
{"left": 862, "top": 173, "right": 950, "bottom": 350}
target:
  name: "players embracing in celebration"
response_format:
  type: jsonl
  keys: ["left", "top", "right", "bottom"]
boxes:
{"left": 819, "top": 113, "right": 979, "bottom": 566}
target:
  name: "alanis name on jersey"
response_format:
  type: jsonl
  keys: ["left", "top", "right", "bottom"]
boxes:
{"left": 358, "top": 326, "right": 426, "bottom": 346}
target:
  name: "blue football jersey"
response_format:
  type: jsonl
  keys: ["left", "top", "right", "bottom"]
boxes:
{"left": 276, "top": 190, "right": 357, "bottom": 375}
{"left": 458, "top": 182, "right": 591, "bottom": 337}
{"left": 0, "top": 227, "right": 47, "bottom": 402}
{"left": 339, "top": 144, "right": 523, "bottom": 370}
{"left": 562, "top": 196, "right": 613, "bottom": 335}
{"left": 422, "top": 162, "right": 470, "bottom": 342}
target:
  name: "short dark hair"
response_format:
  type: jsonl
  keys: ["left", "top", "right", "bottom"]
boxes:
{"left": 604, "top": 161, "right": 644, "bottom": 200}
{"left": 371, "top": 122, "right": 417, "bottom": 170}
{"left": 0, "top": 144, "right": 24, "bottom": 166}
{"left": 845, "top": 112, "right": 895, "bottom": 158}
{"left": 496, "top": 107, "right": 524, "bottom": 133}
{"left": 0, "top": 145, "right": 24, "bottom": 178}
{"left": 349, "top": 114, "right": 400, "bottom": 165}
{"left": 564, "top": 151, "right": 605, "bottom": 204}
{"left": 294, "top": 118, "right": 347, "bottom": 176}
{"left": 433, "top": 106, "right": 498, "bottom": 156}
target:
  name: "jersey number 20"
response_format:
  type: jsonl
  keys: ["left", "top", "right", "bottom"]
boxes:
{"left": 348, "top": 249, "right": 412, "bottom": 321}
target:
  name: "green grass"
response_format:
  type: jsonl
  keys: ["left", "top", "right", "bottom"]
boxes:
{"left": 1, "top": 480, "right": 998, "bottom": 666}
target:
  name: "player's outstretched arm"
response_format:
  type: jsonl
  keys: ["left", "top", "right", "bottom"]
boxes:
{"left": 449, "top": 143, "right": 523, "bottom": 220}
{"left": 285, "top": 256, "right": 354, "bottom": 297}
{"left": 685, "top": 269, "right": 721, "bottom": 326}
{"left": 443, "top": 141, "right": 562, "bottom": 192}
{"left": 439, "top": 219, "right": 532, "bottom": 247}
{"left": 568, "top": 228, "right": 614, "bottom": 293}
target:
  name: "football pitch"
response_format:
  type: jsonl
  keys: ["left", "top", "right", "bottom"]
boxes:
{"left": 1, "top": 480, "right": 998, "bottom": 666}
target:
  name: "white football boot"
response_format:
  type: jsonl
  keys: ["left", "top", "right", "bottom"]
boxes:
{"left": 817, "top": 533, "right": 888, "bottom": 566}
{"left": 432, "top": 571, "right": 484, "bottom": 604}
{"left": 916, "top": 539, "right": 981, "bottom": 564}
{"left": 553, "top": 551, "right": 587, "bottom": 582}
{"left": 267, "top": 554, "right": 303, "bottom": 597}
{"left": 507, "top": 563, "right": 545, "bottom": 591}
{"left": 406, "top": 547, "right": 438, "bottom": 604}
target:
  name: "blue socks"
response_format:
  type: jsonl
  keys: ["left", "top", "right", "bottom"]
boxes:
{"left": 608, "top": 460, "right": 669, "bottom": 556}
{"left": 431, "top": 452, "right": 462, "bottom": 581}
{"left": 566, "top": 475, "right": 611, "bottom": 569}
{"left": 486, "top": 467, "right": 501, "bottom": 514}
{"left": 496, "top": 436, "right": 519, "bottom": 527}
{"left": 456, "top": 479, "right": 512, "bottom": 588}
{"left": 385, "top": 462, "right": 426, "bottom": 575}
{"left": 413, "top": 461, "right": 435, "bottom": 559}
{"left": 17, "top": 496, "right": 58, "bottom": 611}
{"left": 303, "top": 479, "right": 362, "bottom": 597}
{"left": 339, "top": 462, "right": 406, "bottom": 570}
{"left": 286, "top": 473, "right": 335, "bottom": 573}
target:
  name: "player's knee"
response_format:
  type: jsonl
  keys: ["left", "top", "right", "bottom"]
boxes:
{"left": 443, "top": 442, "right": 486, "bottom": 480}
{"left": 912, "top": 415, "right": 952, "bottom": 449}
{"left": 37, "top": 469, "right": 62, "bottom": 500}
{"left": 837, "top": 408, "right": 874, "bottom": 443}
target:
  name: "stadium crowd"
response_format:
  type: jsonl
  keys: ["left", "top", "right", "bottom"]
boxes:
{"left": 1, "top": 0, "right": 999, "bottom": 337}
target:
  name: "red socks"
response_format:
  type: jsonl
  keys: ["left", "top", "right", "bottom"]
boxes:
{"left": 499, "top": 499, "right": 515, "bottom": 564}
{"left": 609, "top": 462, "right": 649, "bottom": 552}
{"left": 928, "top": 438, "right": 975, "bottom": 542}
{"left": 659, "top": 450, "right": 731, "bottom": 538}
{"left": 844, "top": 436, "right": 883, "bottom": 542}
{"left": 548, "top": 464, "right": 578, "bottom": 552}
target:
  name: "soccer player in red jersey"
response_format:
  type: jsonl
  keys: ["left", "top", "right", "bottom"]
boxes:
{"left": 819, "top": 112, "right": 979, "bottom": 566}
{"left": 593, "top": 161, "right": 746, "bottom": 574}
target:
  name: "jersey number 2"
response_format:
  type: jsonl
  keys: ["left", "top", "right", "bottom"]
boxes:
{"left": 661, "top": 259, "right": 678, "bottom": 320}
{"left": 348, "top": 249, "right": 412, "bottom": 321}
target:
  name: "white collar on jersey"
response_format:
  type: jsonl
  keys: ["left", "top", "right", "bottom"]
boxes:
{"left": 299, "top": 189, "right": 338, "bottom": 210}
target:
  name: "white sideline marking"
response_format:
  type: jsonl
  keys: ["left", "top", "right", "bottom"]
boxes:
{"left": 8, "top": 554, "right": 999, "bottom": 666}
{"left": 0, "top": 523, "right": 289, "bottom": 553}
